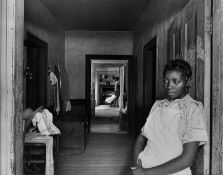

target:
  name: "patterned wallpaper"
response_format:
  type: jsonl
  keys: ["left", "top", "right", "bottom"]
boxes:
{"left": 65, "top": 31, "right": 133, "bottom": 99}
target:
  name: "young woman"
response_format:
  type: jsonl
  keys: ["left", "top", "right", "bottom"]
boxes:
{"left": 132, "top": 59, "right": 208, "bottom": 175}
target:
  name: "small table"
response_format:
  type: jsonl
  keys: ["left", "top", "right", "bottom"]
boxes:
{"left": 25, "top": 133, "right": 54, "bottom": 175}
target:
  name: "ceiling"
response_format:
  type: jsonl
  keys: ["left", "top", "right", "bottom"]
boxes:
{"left": 40, "top": 0, "right": 151, "bottom": 31}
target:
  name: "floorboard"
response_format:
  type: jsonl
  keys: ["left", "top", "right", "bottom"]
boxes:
{"left": 55, "top": 133, "right": 133, "bottom": 175}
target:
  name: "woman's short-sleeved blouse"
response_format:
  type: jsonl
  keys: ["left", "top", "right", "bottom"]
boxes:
{"left": 142, "top": 94, "right": 208, "bottom": 145}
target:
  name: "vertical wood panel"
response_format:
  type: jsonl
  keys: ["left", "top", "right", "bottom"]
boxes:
{"left": 0, "top": 0, "right": 15, "bottom": 174}
{"left": 212, "top": 0, "right": 223, "bottom": 174}
{"left": 184, "top": 24, "right": 188, "bottom": 61}
{"left": 186, "top": 14, "right": 196, "bottom": 98}
{"left": 203, "top": 0, "right": 211, "bottom": 174}
{"left": 193, "top": 0, "right": 208, "bottom": 174}
{"left": 14, "top": 0, "right": 24, "bottom": 174}
{"left": 180, "top": 26, "right": 185, "bottom": 60}
{"left": 174, "top": 29, "right": 181, "bottom": 60}
{"left": 173, "top": 34, "right": 176, "bottom": 60}
{"left": 167, "top": 28, "right": 173, "bottom": 60}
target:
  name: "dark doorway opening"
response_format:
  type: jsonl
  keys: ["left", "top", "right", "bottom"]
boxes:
{"left": 24, "top": 32, "right": 48, "bottom": 109}
{"left": 143, "top": 37, "right": 157, "bottom": 120}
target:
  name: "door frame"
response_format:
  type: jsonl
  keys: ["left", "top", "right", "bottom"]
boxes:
{"left": 85, "top": 55, "right": 135, "bottom": 137}
{"left": 0, "top": 0, "right": 24, "bottom": 174}
{"left": 143, "top": 36, "right": 157, "bottom": 119}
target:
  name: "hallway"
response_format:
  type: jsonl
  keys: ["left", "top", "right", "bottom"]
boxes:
{"left": 55, "top": 133, "right": 133, "bottom": 175}
{"left": 92, "top": 105, "right": 127, "bottom": 134}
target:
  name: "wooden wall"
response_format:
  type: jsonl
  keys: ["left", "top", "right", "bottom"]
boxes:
{"left": 212, "top": 0, "right": 223, "bottom": 173}
{"left": 133, "top": 0, "right": 211, "bottom": 173}
{"left": 133, "top": 0, "right": 190, "bottom": 133}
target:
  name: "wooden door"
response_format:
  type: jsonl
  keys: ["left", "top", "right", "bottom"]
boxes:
{"left": 24, "top": 33, "right": 48, "bottom": 109}
{"left": 168, "top": 0, "right": 206, "bottom": 174}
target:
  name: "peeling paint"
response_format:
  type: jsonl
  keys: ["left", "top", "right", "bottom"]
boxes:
{"left": 187, "top": 45, "right": 196, "bottom": 64}
{"left": 197, "top": 36, "right": 205, "bottom": 61}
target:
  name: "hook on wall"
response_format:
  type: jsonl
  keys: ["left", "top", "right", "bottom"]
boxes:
{"left": 48, "top": 64, "right": 52, "bottom": 75}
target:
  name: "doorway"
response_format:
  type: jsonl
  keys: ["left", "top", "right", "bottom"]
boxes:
{"left": 92, "top": 60, "right": 127, "bottom": 134}
{"left": 86, "top": 55, "right": 134, "bottom": 137}
{"left": 23, "top": 32, "right": 48, "bottom": 109}
{"left": 143, "top": 37, "right": 157, "bottom": 120}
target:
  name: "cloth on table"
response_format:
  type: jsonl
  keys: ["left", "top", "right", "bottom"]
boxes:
{"left": 32, "top": 109, "right": 60, "bottom": 136}
{"left": 25, "top": 132, "right": 54, "bottom": 175}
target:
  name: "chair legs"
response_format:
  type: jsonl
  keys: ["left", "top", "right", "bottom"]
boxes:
{"left": 23, "top": 143, "right": 46, "bottom": 175}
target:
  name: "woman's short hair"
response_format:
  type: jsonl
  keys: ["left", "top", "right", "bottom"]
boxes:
{"left": 163, "top": 59, "right": 192, "bottom": 79}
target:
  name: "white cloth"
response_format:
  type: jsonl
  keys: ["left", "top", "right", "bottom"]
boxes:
{"left": 49, "top": 72, "right": 60, "bottom": 114}
{"left": 105, "top": 94, "right": 116, "bottom": 104}
{"left": 25, "top": 133, "right": 54, "bottom": 175}
{"left": 138, "top": 95, "right": 208, "bottom": 175}
{"left": 65, "top": 100, "right": 71, "bottom": 111}
{"left": 32, "top": 109, "right": 60, "bottom": 135}
{"left": 120, "top": 106, "right": 127, "bottom": 114}
{"left": 49, "top": 72, "right": 57, "bottom": 85}
{"left": 57, "top": 63, "right": 62, "bottom": 90}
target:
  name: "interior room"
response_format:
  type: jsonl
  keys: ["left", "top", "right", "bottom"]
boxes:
{"left": 3, "top": 0, "right": 223, "bottom": 174}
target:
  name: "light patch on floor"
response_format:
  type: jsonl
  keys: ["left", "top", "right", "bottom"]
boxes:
{"left": 93, "top": 105, "right": 127, "bottom": 134}
{"left": 91, "top": 123, "right": 127, "bottom": 134}
{"left": 95, "top": 105, "right": 120, "bottom": 117}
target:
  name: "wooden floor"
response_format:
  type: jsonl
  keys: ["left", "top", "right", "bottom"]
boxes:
{"left": 55, "top": 133, "right": 133, "bottom": 175}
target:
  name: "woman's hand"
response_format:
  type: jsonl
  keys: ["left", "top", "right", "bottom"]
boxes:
{"left": 132, "top": 167, "right": 146, "bottom": 175}
{"left": 132, "top": 160, "right": 147, "bottom": 175}
{"left": 137, "top": 159, "right": 142, "bottom": 167}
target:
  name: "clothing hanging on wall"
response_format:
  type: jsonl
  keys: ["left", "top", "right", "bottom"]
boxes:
{"left": 50, "top": 61, "right": 71, "bottom": 115}
{"left": 49, "top": 71, "right": 60, "bottom": 115}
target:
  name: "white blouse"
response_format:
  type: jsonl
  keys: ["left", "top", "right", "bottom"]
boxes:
{"left": 138, "top": 94, "right": 208, "bottom": 175}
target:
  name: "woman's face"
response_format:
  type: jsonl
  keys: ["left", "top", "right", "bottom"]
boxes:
{"left": 163, "top": 70, "right": 188, "bottom": 100}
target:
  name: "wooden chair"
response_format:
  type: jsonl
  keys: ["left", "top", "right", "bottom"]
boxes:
{"left": 23, "top": 143, "right": 46, "bottom": 175}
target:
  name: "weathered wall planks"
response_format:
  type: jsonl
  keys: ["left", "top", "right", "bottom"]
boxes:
{"left": 133, "top": 0, "right": 211, "bottom": 173}
{"left": 212, "top": 0, "right": 223, "bottom": 174}
{"left": 133, "top": 0, "right": 190, "bottom": 134}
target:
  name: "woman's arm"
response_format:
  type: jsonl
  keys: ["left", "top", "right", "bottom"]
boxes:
{"left": 133, "top": 133, "right": 147, "bottom": 167}
{"left": 133, "top": 141, "right": 199, "bottom": 175}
